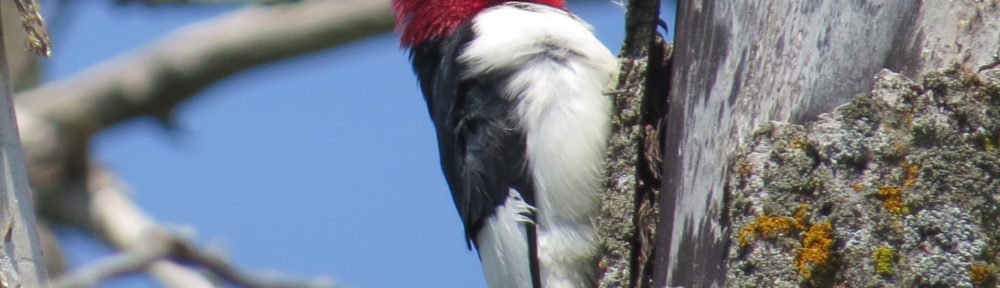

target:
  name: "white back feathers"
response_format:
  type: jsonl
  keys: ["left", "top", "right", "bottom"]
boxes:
{"left": 462, "top": 3, "right": 617, "bottom": 287}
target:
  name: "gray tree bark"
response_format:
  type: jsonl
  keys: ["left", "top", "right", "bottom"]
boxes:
{"left": 657, "top": 1, "right": 1000, "bottom": 287}
{"left": 0, "top": 3, "right": 50, "bottom": 287}
{"left": 597, "top": 0, "right": 668, "bottom": 287}
{"left": 726, "top": 66, "right": 1000, "bottom": 287}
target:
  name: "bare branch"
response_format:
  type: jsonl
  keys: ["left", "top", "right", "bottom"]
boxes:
{"left": 84, "top": 165, "right": 216, "bottom": 287}
{"left": 49, "top": 166, "right": 335, "bottom": 288}
{"left": 16, "top": 0, "right": 393, "bottom": 139}
{"left": 14, "top": 1, "right": 394, "bottom": 284}
{"left": 50, "top": 231, "right": 172, "bottom": 288}
{"left": 4, "top": 0, "right": 403, "bottom": 286}
{"left": 170, "top": 234, "right": 338, "bottom": 288}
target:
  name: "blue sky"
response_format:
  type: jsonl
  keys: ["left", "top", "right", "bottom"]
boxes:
{"left": 43, "top": 1, "right": 673, "bottom": 287}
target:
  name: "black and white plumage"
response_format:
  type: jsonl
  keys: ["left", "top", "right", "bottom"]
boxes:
{"left": 395, "top": 1, "right": 617, "bottom": 287}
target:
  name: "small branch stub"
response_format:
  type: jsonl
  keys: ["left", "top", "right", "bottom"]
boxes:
{"left": 13, "top": 0, "right": 51, "bottom": 56}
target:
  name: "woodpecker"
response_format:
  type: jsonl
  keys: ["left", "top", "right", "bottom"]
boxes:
{"left": 393, "top": 1, "right": 616, "bottom": 287}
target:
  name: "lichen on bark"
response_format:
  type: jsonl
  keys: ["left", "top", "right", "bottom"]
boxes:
{"left": 726, "top": 66, "right": 1000, "bottom": 287}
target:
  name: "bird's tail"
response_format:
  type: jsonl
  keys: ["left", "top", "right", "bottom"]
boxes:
{"left": 476, "top": 189, "right": 540, "bottom": 288}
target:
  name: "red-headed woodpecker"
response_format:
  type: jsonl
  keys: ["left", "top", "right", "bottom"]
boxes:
{"left": 393, "top": 1, "right": 617, "bottom": 287}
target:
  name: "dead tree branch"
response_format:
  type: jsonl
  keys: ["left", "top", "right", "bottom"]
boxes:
{"left": 10, "top": 0, "right": 394, "bottom": 286}
{"left": 17, "top": 0, "right": 393, "bottom": 140}
{"left": 49, "top": 166, "right": 336, "bottom": 288}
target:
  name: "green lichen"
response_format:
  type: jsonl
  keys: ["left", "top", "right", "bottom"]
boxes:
{"left": 871, "top": 246, "right": 894, "bottom": 276}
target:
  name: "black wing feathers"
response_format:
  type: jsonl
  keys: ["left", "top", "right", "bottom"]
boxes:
{"left": 409, "top": 23, "right": 534, "bottom": 248}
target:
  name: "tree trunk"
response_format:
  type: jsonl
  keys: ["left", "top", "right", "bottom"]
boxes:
{"left": 598, "top": 0, "right": 669, "bottom": 287}
{"left": 0, "top": 3, "right": 50, "bottom": 287}
{"left": 657, "top": 1, "right": 1000, "bottom": 287}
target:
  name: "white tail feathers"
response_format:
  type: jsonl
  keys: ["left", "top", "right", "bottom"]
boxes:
{"left": 477, "top": 190, "right": 536, "bottom": 288}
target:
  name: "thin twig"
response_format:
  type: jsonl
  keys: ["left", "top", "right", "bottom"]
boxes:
{"left": 50, "top": 232, "right": 173, "bottom": 288}
{"left": 12, "top": 0, "right": 51, "bottom": 56}
{"left": 52, "top": 223, "right": 337, "bottom": 288}
{"left": 171, "top": 235, "right": 338, "bottom": 288}
{"left": 978, "top": 53, "right": 1000, "bottom": 72}
{"left": 48, "top": 165, "right": 336, "bottom": 288}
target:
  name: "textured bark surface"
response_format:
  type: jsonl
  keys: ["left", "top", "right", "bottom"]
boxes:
{"left": 727, "top": 67, "right": 1000, "bottom": 287}
{"left": 597, "top": 0, "right": 667, "bottom": 287}
{"left": 658, "top": 1, "right": 1000, "bottom": 286}
{"left": 0, "top": 5, "right": 49, "bottom": 287}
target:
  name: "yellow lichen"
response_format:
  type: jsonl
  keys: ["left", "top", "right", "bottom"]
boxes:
{"left": 874, "top": 161, "right": 919, "bottom": 215}
{"left": 796, "top": 222, "right": 834, "bottom": 278}
{"left": 737, "top": 160, "right": 752, "bottom": 176}
{"left": 961, "top": 72, "right": 984, "bottom": 87}
{"left": 852, "top": 182, "right": 864, "bottom": 192}
{"left": 969, "top": 263, "right": 994, "bottom": 286}
{"left": 893, "top": 143, "right": 909, "bottom": 155}
{"left": 877, "top": 186, "right": 907, "bottom": 215}
{"left": 984, "top": 136, "right": 996, "bottom": 153}
{"left": 739, "top": 205, "right": 836, "bottom": 280}
{"left": 789, "top": 137, "right": 808, "bottom": 150}
{"left": 902, "top": 162, "right": 920, "bottom": 187}
{"left": 760, "top": 217, "right": 795, "bottom": 237}
{"left": 793, "top": 204, "right": 810, "bottom": 230}
{"left": 871, "top": 246, "right": 894, "bottom": 276}
{"left": 737, "top": 225, "right": 755, "bottom": 248}
{"left": 738, "top": 214, "right": 796, "bottom": 247}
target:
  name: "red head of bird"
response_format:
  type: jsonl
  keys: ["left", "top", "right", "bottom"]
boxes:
{"left": 392, "top": 0, "right": 566, "bottom": 47}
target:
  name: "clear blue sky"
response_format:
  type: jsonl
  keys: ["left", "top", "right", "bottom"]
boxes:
{"left": 43, "top": 1, "right": 673, "bottom": 287}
